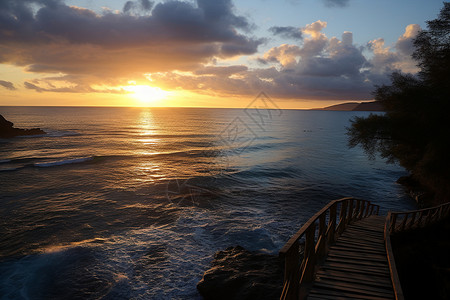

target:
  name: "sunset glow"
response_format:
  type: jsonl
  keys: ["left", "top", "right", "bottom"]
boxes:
{"left": 125, "top": 85, "right": 170, "bottom": 106}
{"left": 0, "top": 0, "right": 444, "bottom": 108}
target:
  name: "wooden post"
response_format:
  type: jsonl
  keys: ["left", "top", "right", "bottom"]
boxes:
{"left": 316, "top": 214, "right": 326, "bottom": 259}
{"left": 327, "top": 204, "right": 337, "bottom": 245}
{"left": 283, "top": 240, "right": 299, "bottom": 300}
{"left": 359, "top": 201, "right": 366, "bottom": 219}
{"left": 390, "top": 213, "right": 397, "bottom": 234}
{"left": 417, "top": 211, "right": 425, "bottom": 228}
{"left": 354, "top": 200, "right": 361, "bottom": 219}
{"left": 302, "top": 223, "right": 316, "bottom": 284}
{"left": 364, "top": 201, "right": 370, "bottom": 217}
{"left": 337, "top": 201, "right": 348, "bottom": 235}
{"left": 369, "top": 205, "right": 374, "bottom": 216}
{"left": 347, "top": 199, "right": 354, "bottom": 223}
{"left": 425, "top": 210, "right": 433, "bottom": 226}
{"left": 408, "top": 212, "right": 417, "bottom": 230}
{"left": 399, "top": 213, "right": 408, "bottom": 231}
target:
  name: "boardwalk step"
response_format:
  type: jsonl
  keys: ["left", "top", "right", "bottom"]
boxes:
{"left": 308, "top": 216, "right": 394, "bottom": 300}
{"left": 312, "top": 279, "right": 394, "bottom": 298}
{"left": 308, "top": 287, "right": 393, "bottom": 300}
{"left": 315, "top": 270, "right": 392, "bottom": 286}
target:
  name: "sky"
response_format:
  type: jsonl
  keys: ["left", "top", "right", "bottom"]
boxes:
{"left": 0, "top": 0, "right": 445, "bottom": 108}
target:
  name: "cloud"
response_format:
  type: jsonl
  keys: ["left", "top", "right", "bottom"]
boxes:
{"left": 367, "top": 24, "right": 421, "bottom": 74}
{"left": 150, "top": 21, "right": 422, "bottom": 101}
{"left": 261, "top": 44, "right": 302, "bottom": 67}
{"left": 24, "top": 82, "right": 45, "bottom": 93}
{"left": 0, "top": 0, "right": 262, "bottom": 91}
{"left": 0, "top": 0, "right": 422, "bottom": 103}
{"left": 396, "top": 24, "right": 421, "bottom": 57}
{"left": 24, "top": 78, "right": 127, "bottom": 94}
{"left": 322, "top": 0, "right": 350, "bottom": 8}
{"left": 151, "top": 23, "right": 374, "bottom": 100}
{"left": 0, "top": 80, "right": 16, "bottom": 90}
{"left": 269, "top": 26, "right": 303, "bottom": 40}
{"left": 123, "top": 0, "right": 154, "bottom": 15}
{"left": 193, "top": 65, "right": 248, "bottom": 76}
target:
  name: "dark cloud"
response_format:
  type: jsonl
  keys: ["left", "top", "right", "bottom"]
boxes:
{"left": 150, "top": 23, "right": 420, "bottom": 101}
{"left": 194, "top": 65, "right": 248, "bottom": 76}
{"left": 0, "top": 80, "right": 16, "bottom": 90}
{"left": 322, "top": 0, "right": 350, "bottom": 8}
{"left": 269, "top": 26, "right": 303, "bottom": 40}
{"left": 24, "top": 82, "right": 45, "bottom": 92}
{"left": 123, "top": 0, "right": 153, "bottom": 14}
{"left": 0, "top": 0, "right": 262, "bottom": 86}
{"left": 24, "top": 79, "right": 127, "bottom": 94}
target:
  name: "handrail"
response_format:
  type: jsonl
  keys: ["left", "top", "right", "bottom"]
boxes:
{"left": 385, "top": 213, "right": 404, "bottom": 300}
{"left": 385, "top": 201, "right": 450, "bottom": 300}
{"left": 279, "top": 197, "right": 380, "bottom": 300}
{"left": 388, "top": 201, "right": 450, "bottom": 234}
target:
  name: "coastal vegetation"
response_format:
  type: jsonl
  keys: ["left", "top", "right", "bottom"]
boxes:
{"left": 348, "top": 2, "right": 450, "bottom": 205}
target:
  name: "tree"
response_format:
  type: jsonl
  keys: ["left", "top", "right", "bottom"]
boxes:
{"left": 348, "top": 2, "right": 450, "bottom": 204}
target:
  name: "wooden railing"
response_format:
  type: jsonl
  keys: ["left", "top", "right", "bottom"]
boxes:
{"left": 279, "top": 197, "right": 380, "bottom": 300}
{"left": 385, "top": 201, "right": 450, "bottom": 300}
{"left": 384, "top": 214, "right": 404, "bottom": 300}
{"left": 387, "top": 201, "right": 450, "bottom": 234}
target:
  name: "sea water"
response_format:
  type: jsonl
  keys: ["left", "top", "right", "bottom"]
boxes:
{"left": 0, "top": 106, "right": 416, "bottom": 299}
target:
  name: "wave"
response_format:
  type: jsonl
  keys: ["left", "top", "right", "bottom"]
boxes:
{"left": 44, "top": 130, "right": 81, "bottom": 137}
{"left": 0, "top": 167, "right": 23, "bottom": 172}
{"left": 34, "top": 157, "right": 94, "bottom": 168}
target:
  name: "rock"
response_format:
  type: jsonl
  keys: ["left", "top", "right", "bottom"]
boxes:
{"left": 397, "top": 175, "right": 434, "bottom": 207}
{"left": 197, "top": 246, "right": 283, "bottom": 300}
{"left": 0, "top": 114, "right": 45, "bottom": 138}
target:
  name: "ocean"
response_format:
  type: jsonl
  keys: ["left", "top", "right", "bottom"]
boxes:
{"left": 0, "top": 106, "right": 416, "bottom": 299}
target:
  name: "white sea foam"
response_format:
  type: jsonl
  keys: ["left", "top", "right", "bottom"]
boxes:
{"left": 45, "top": 130, "right": 81, "bottom": 137}
{"left": 34, "top": 157, "right": 93, "bottom": 167}
{"left": 0, "top": 167, "right": 21, "bottom": 172}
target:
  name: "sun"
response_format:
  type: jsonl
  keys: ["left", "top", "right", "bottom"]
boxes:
{"left": 125, "top": 85, "right": 169, "bottom": 106}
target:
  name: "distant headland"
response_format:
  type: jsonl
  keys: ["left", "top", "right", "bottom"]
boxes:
{"left": 315, "top": 101, "right": 383, "bottom": 111}
{"left": 0, "top": 114, "right": 46, "bottom": 138}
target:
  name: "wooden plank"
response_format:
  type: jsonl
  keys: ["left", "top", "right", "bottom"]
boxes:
{"left": 308, "top": 288, "right": 393, "bottom": 300}
{"left": 325, "top": 256, "right": 389, "bottom": 268}
{"left": 339, "top": 234, "right": 384, "bottom": 241}
{"left": 330, "top": 245, "right": 386, "bottom": 255}
{"left": 315, "top": 268, "right": 392, "bottom": 282}
{"left": 343, "top": 226, "right": 383, "bottom": 232}
{"left": 308, "top": 293, "right": 370, "bottom": 300}
{"left": 321, "top": 262, "right": 391, "bottom": 276}
{"left": 316, "top": 270, "right": 392, "bottom": 285}
{"left": 314, "top": 278, "right": 394, "bottom": 297}
{"left": 312, "top": 281, "right": 394, "bottom": 298}
{"left": 315, "top": 272, "right": 393, "bottom": 288}
{"left": 333, "top": 242, "right": 386, "bottom": 252}
{"left": 337, "top": 239, "right": 385, "bottom": 247}
{"left": 328, "top": 250, "right": 387, "bottom": 261}
{"left": 280, "top": 212, "right": 398, "bottom": 300}
{"left": 341, "top": 230, "right": 384, "bottom": 237}
{"left": 342, "top": 232, "right": 383, "bottom": 239}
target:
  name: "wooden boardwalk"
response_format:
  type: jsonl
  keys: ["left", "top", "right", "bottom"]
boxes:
{"left": 280, "top": 199, "right": 450, "bottom": 299}
{"left": 308, "top": 216, "right": 394, "bottom": 300}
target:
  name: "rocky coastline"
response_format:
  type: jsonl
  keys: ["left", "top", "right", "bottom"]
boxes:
{"left": 0, "top": 114, "right": 45, "bottom": 138}
{"left": 396, "top": 175, "right": 435, "bottom": 208}
{"left": 197, "top": 246, "right": 283, "bottom": 300}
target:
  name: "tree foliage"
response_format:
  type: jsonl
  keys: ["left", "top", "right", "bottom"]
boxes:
{"left": 348, "top": 3, "right": 450, "bottom": 203}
